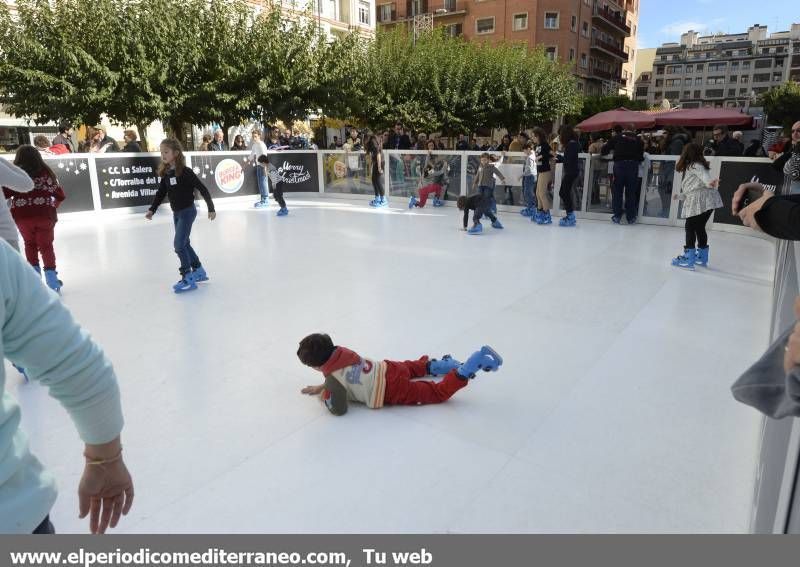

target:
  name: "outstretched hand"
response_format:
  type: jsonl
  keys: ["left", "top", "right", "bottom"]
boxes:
{"left": 208, "top": 212, "right": 216, "bottom": 221}
{"left": 144, "top": 211, "right": 153, "bottom": 221}
{"left": 301, "top": 384, "right": 325, "bottom": 395}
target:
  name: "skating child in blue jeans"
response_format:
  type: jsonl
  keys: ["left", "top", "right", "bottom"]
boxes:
{"left": 472, "top": 153, "right": 505, "bottom": 214}
{"left": 520, "top": 142, "right": 538, "bottom": 217}
{"left": 145, "top": 139, "right": 216, "bottom": 293}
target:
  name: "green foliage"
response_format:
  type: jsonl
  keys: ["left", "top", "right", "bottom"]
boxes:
{"left": 565, "top": 95, "right": 648, "bottom": 125}
{"left": 761, "top": 82, "right": 800, "bottom": 132}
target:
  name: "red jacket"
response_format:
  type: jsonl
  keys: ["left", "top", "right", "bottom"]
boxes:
{"left": 2, "top": 171, "right": 65, "bottom": 222}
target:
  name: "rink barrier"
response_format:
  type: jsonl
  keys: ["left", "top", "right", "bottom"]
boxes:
{"left": 0, "top": 150, "right": 782, "bottom": 234}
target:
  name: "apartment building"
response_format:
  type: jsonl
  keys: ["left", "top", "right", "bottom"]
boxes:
{"left": 251, "top": 0, "right": 376, "bottom": 38}
{"left": 378, "top": 0, "right": 640, "bottom": 97}
{"left": 635, "top": 23, "right": 800, "bottom": 109}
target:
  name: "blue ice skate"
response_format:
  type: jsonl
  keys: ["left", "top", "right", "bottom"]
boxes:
{"left": 368, "top": 197, "right": 380, "bottom": 207}
{"left": 671, "top": 248, "right": 696, "bottom": 271}
{"left": 173, "top": 273, "right": 197, "bottom": 293}
{"left": 520, "top": 207, "right": 533, "bottom": 217}
{"left": 432, "top": 197, "right": 445, "bottom": 207}
{"left": 277, "top": 207, "right": 289, "bottom": 216}
{"left": 192, "top": 266, "right": 209, "bottom": 283}
{"left": 31, "top": 265, "right": 41, "bottom": 276}
{"left": 559, "top": 212, "right": 577, "bottom": 227}
{"left": 408, "top": 196, "right": 418, "bottom": 209}
{"left": 457, "top": 346, "right": 504, "bottom": 379}
{"left": 44, "top": 269, "right": 61, "bottom": 293}
{"left": 695, "top": 246, "right": 709, "bottom": 267}
{"left": 467, "top": 223, "right": 483, "bottom": 235}
{"left": 535, "top": 211, "right": 552, "bottom": 225}
{"left": 254, "top": 198, "right": 269, "bottom": 209}
{"left": 376, "top": 196, "right": 388, "bottom": 208}
{"left": 491, "top": 219, "right": 504, "bottom": 229}
{"left": 428, "top": 354, "right": 462, "bottom": 376}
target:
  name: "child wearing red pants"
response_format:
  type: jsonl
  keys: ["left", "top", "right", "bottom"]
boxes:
{"left": 2, "top": 145, "right": 65, "bottom": 292}
{"left": 409, "top": 145, "right": 448, "bottom": 209}
{"left": 298, "top": 333, "right": 502, "bottom": 415}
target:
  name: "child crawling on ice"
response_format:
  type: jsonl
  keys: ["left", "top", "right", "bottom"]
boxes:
{"left": 298, "top": 333, "right": 502, "bottom": 416}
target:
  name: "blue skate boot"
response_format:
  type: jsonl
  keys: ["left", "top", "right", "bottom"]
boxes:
{"left": 671, "top": 248, "right": 696, "bottom": 271}
{"left": 254, "top": 198, "right": 269, "bottom": 208}
{"left": 695, "top": 246, "right": 709, "bottom": 267}
{"left": 277, "top": 207, "right": 289, "bottom": 216}
{"left": 377, "top": 196, "right": 388, "bottom": 207}
{"left": 520, "top": 207, "right": 533, "bottom": 217}
{"left": 535, "top": 210, "right": 552, "bottom": 225}
{"left": 192, "top": 266, "right": 209, "bottom": 283}
{"left": 44, "top": 269, "right": 61, "bottom": 293}
{"left": 559, "top": 212, "right": 577, "bottom": 227}
{"left": 457, "top": 346, "right": 504, "bottom": 379}
{"left": 31, "top": 264, "right": 41, "bottom": 276}
{"left": 491, "top": 219, "right": 504, "bottom": 229}
{"left": 173, "top": 272, "right": 197, "bottom": 293}
{"left": 432, "top": 197, "right": 445, "bottom": 207}
{"left": 467, "top": 222, "right": 483, "bottom": 235}
{"left": 368, "top": 197, "right": 380, "bottom": 207}
{"left": 408, "top": 195, "right": 418, "bottom": 209}
{"left": 428, "top": 354, "right": 462, "bottom": 376}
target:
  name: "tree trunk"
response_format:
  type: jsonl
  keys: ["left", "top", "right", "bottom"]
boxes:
{"left": 135, "top": 122, "right": 150, "bottom": 152}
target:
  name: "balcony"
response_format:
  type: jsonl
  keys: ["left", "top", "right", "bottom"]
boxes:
{"left": 589, "top": 67, "right": 622, "bottom": 82}
{"left": 592, "top": 5, "right": 630, "bottom": 35}
{"left": 591, "top": 38, "right": 629, "bottom": 61}
{"left": 382, "top": 0, "right": 465, "bottom": 22}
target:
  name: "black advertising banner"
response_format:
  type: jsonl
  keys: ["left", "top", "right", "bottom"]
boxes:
{"left": 187, "top": 152, "right": 258, "bottom": 199}
{"left": 43, "top": 155, "right": 94, "bottom": 213}
{"left": 264, "top": 151, "right": 319, "bottom": 193}
{"left": 96, "top": 155, "right": 163, "bottom": 209}
{"left": 716, "top": 159, "right": 783, "bottom": 225}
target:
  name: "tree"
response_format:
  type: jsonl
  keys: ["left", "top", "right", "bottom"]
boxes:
{"left": 761, "top": 82, "right": 800, "bottom": 132}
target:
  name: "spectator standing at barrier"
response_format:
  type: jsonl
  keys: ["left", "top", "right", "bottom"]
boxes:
{"left": 144, "top": 139, "right": 216, "bottom": 294}
{"left": 268, "top": 129, "right": 285, "bottom": 150}
{"left": 456, "top": 134, "right": 469, "bottom": 151}
{"left": 90, "top": 126, "right": 118, "bottom": 153}
{"left": 366, "top": 135, "right": 386, "bottom": 208}
{"left": 601, "top": 123, "right": 644, "bottom": 225}
{"left": 670, "top": 143, "right": 722, "bottom": 270}
{"left": 51, "top": 123, "right": 75, "bottom": 153}
{"left": 209, "top": 129, "right": 227, "bottom": 151}
{"left": 250, "top": 131, "right": 270, "bottom": 209}
{"left": 0, "top": 242, "right": 133, "bottom": 534}
{"left": 744, "top": 139, "right": 766, "bottom": 157}
{"left": 732, "top": 131, "right": 745, "bottom": 155}
{"left": 711, "top": 125, "right": 742, "bottom": 157}
{"left": 198, "top": 134, "right": 212, "bottom": 151}
{"left": 231, "top": 135, "right": 247, "bottom": 151}
{"left": 509, "top": 132, "right": 527, "bottom": 152}
{"left": 33, "top": 135, "right": 68, "bottom": 156}
{"left": 587, "top": 133, "right": 605, "bottom": 155}
{"left": 389, "top": 123, "right": 411, "bottom": 150}
{"left": 329, "top": 136, "right": 339, "bottom": 149}
{"left": 122, "top": 130, "right": 142, "bottom": 152}
{"left": 532, "top": 127, "right": 554, "bottom": 225}
{"left": 343, "top": 130, "right": 363, "bottom": 197}
{"left": 3, "top": 145, "right": 66, "bottom": 293}
{"left": 556, "top": 125, "right": 580, "bottom": 228}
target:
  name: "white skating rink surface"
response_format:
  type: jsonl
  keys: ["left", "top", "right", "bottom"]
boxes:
{"left": 5, "top": 195, "right": 774, "bottom": 533}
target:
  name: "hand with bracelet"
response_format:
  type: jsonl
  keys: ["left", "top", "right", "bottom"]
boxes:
{"left": 732, "top": 182, "right": 774, "bottom": 231}
{"left": 79, "top": 436, "right": 134, "bottom": 534}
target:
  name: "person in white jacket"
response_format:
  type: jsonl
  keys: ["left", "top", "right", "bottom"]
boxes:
{"left": 671, "top": 143, "right": 723, "bottom": 270}
{"left": 0, "top": 157, "right": 35, "bottom": 251}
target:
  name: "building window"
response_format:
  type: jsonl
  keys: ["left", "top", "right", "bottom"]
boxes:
{"left": 753, "top": 73, "right": 771, "bottom": 82}
{"left": 582, "top": 21, "right": 589, "bottom": 37}
{"left": 655, "top": 79, "right": 663, "bottom": 87}
{"left": 739, "top": 88, "right": 748, "bottom": 95}
{"left": 544, "top": 12, "right": 559, "bottom": 29}
{"left": 684, "top": 78, "right": 692, "bottom": 86}
{"left": 728, "top": 89, "right": 736, "bottom": 96}
{"left": 545, "top": 46, "right": 557, "bottom": 61}
{"left": 410, "top": 0, "right": 423, "bottom": 14}
{"left": 358, "top": 1, "right": 370, "bottom": 24}
{"left": 729, "top": 76, "right": 737, "bottom": 83}
{"left": 694, "top": 78, "right": 702, "bottom": 85}
{"left": 773, "top": 73, "right": 784, "bottom": 82}
{"left": 694, "top": 90, "right": 701, "bottom": 98}
{"left": 696, "top": 63, "right": 704, "bottom": 71}
{"left": 686, "top": 64, "right": 693, "bottom": 73}
{"left": 742, "top": 61, "right": 751, "bottom": 69}
{"left": 443, "top": 0, "right": 456, "bottom": 10}
{"left": 569, "top": 48, "right": 576, "bottom": 61}
{"left": 512, "top": 13, "right": 528, "bottom": 31}
{"left": 571, "top": 15, "right": 577, "bottom": 32}
{"left": 581, "top": 53, "right": 587, "bottom": 68}
{"left": 379, "top": 4, "right": 392, "bottom": 22}
{"left": 740, "top": 76, "right": 749, "bottom": 83}
{"left": 476, "top": 17, "right": 495, "bottom": 34}
{"left": 636, "top": 87, "right": 648, "bottom": 97}
{"left": 755, "top": 59, "right": 772, "bottom": 69}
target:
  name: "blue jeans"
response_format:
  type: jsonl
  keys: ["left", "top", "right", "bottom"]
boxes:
{"left": 256, "top": 166, "right": 268, "bottom": 201}
{"left": 612, "top": 161, "right": 640, "bottom": 221}
{"left": 478, "top": 185, "right": 496, "bottom": 213}
{"left": 522, "top": 175, "right": 536, "bottom": 209}
{"left": 173, "top": 206, "right": 200, "bottom": 275}
{"left": 790, "top": 180, "right": 800, "bottom": 195}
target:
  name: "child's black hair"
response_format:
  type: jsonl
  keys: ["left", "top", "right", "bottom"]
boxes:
{"left": 257, "top": 154, "right": 269, "bottom": 164}
{"left": 457, "top": 195, "right": 467, "bottom": 210}
{"left": 297, "top": 333, "right": 335, "bottom": 367}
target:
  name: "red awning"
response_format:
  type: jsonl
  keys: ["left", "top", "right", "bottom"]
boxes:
{"left": 575, "top": 108, "right": 656, "bottom": 132}
{"left": 653, "top": 108, "right": 754, "bottom": 128}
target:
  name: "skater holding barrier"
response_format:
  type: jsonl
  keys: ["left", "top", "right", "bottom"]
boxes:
{"left": 298, "top": 333, "right": 502, "bottom": 416}
{"left": 144, "top": 139, "right": 216, "bottom": 294}
{"left": 409, "top": 142, "right": 448, "bottom": 209}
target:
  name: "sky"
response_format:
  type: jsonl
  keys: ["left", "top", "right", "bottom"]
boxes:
{"left": 637, "top": 0, "right": 795, "bottom": 49}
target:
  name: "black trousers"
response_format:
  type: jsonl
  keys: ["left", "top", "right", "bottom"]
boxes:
{"left": 685, "top": 210, "right": 713, "bottom": 249}
{"left": 270, "top": 179, "right": 286, "bottom": 208}
{"left": 33, "top": 515, "right": 55, "bottom": 534}
{"left": 371, "top": 166, "right": 383, "bottom": 197}
{"left": 473, "top": 197, "right": 498, "bottom": 225}
{"left": 559, "top": 172, "right": 578, "bottom": 214}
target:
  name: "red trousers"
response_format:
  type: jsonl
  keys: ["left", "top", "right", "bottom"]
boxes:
{"left": 416, "top": 184, "right": 442, "bottom": 208}
{"left": 383, "top": 356, "right": 468, "bottom": 406}
{"left": 16, "top": 217, "right": 57, "bottom": 269}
